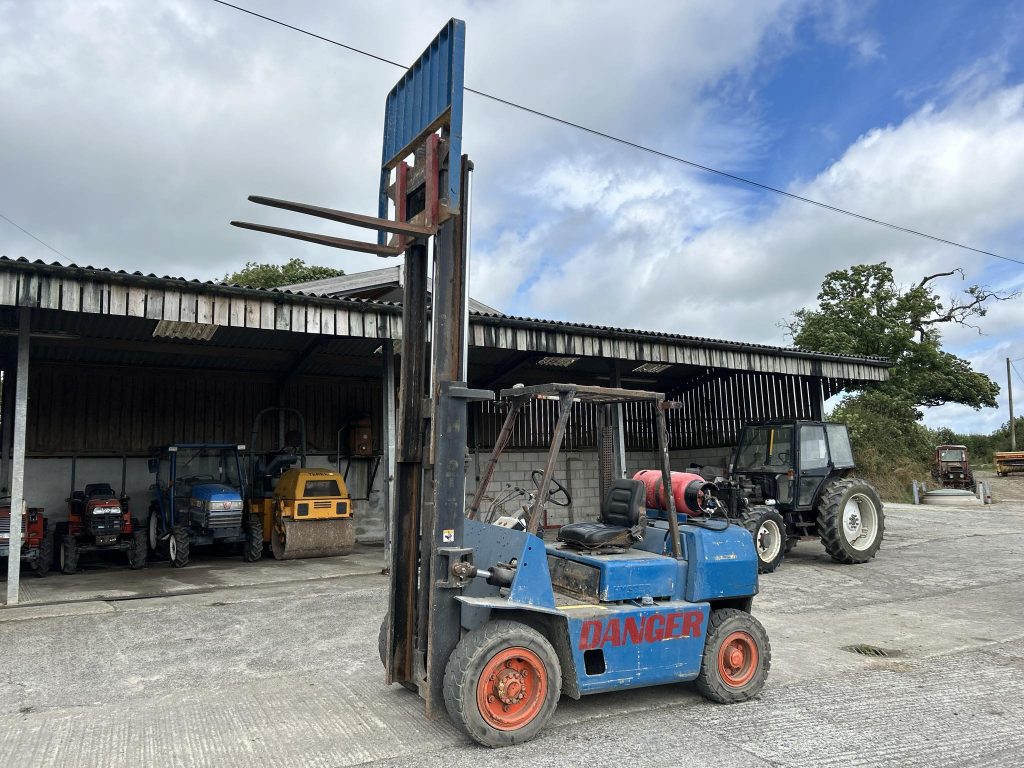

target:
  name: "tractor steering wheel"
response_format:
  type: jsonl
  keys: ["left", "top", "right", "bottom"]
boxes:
{"left": 531, "top": 469, "right": 572, "bottom": 507}
{"left": 179, "top": 474, "right": 214, "bottom": 484}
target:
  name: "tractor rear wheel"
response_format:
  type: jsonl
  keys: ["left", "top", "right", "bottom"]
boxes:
{"left": 695, "top": 608, "right": 771, "bottom": 704}
{"left": 740, "top": 507, "right": 786, "bottom": 574}
{"left": 443, "top": 619, "right": 560, "bottom": 748}
{"left": 128, "top": 525, "right": 148, "bottom": 569}
{"left": 59, "top": 535, "right": 79, "bottom": 574}
{"left": 242, "top": 516, "right": 264, "bottom": 562}
{"left": 168, "top": 526, "right": 190, "bottom": 568}
{"left": 34, "top": 528, "right": 54, "bottom": 577}
{"left": 817, "top": 478, "right": 884, "bottom": 564}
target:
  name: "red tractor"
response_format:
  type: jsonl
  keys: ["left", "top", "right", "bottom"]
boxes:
{"left": 56, "top": 483, "right": 147, "bottom": 573}
{"left": 0, "top": 499, "right": 53, "bottom": 577}
{"left": 931, "top": 445, "right": 975, "bottom": 491}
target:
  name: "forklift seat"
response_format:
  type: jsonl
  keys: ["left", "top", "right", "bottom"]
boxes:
{"left": 557, "top": 479, "right": 647, "bottom": 550}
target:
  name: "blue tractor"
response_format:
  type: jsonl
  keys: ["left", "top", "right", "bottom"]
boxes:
{"left": 147, "top": 444, "right": 263, "bottom": 567}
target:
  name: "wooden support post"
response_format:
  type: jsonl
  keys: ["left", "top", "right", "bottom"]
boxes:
{"left": 610, "top": 360, "right": 627, "bottom": 478}
{"left": 6, "top": 308, "right": 30, "bottom": 605}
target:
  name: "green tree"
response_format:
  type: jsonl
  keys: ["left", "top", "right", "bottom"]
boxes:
{"left": 786, "top": 263, "right": 1016, "bottom": 498}
{"left": 786, "top": 263, "right": 1011, "bottom": 411}
{"left": 225, "top": 258, "right": 344, "bottom": 289}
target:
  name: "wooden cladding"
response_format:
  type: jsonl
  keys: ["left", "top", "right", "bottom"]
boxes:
{"left": 472, "top": 372, "right": 823, "bottom": 451}
{"left": 25, "top": 364, "right": 380, "bottom": 457}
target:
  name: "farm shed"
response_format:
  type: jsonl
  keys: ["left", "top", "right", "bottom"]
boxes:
{"left": 0, "top": 257, "right": 889, "bottom": 603}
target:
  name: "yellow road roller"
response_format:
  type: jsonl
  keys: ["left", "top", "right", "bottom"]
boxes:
{"left": 247, "top": 408, "right": 356, "bottom": 560}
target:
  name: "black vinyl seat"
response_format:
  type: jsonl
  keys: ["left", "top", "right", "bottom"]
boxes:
{"left": 557, "top": 479, "right": 647, "bottom": 551}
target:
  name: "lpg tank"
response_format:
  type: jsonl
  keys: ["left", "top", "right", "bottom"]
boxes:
{"left": 633, "top": 470, "right": 717, "bottom": 517}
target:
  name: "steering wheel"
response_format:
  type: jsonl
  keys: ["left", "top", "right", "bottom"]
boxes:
{"left": 531, "top": 469, "right": 572, "bottom": 507}
{"left": 178, "top": 474, "right": 214, "bottom": 484}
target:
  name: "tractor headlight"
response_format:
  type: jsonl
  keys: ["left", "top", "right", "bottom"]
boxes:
{"left": 92, "top": 506, "right": 120, "bottom": 515}
{"left": 207, "top": 500, "right": 243, "bottom": 512}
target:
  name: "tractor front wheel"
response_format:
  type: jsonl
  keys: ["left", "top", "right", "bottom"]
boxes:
{"left": 817, "top": 478, "right": 884, "bottom": 564}
{"left": 128, "top": 525, "right": 148, "bottom": 569}
{"left": 242, "top": 516, "right": 264, "bottom": 562}
{"left": 695, "top": 608, "right": 771, "bottom": 704}
{"left": 59, "top": 535, "right": 79, "bottom": 574}
{"left": 168, "top": 526, "right": 190, "bottom": 568}
{"left": 740, "top": 507, "right": 786, "bottom": 574}
{"left": 34, "top": 528, "right": 54, "bottom": 577}
{"left": 443, "top": 620, "right": 560, "bottom": 748}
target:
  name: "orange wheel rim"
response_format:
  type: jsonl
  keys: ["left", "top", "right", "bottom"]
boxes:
{"left": 718, "top": 631, "right": 758, "bottom": 687}
{"left": 476, "top": 646, "right": 547, "bottom": 731}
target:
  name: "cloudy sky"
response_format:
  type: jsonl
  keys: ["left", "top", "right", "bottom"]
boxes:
{"left": 2, "top": 1, "right": 1023, "bottom": 433}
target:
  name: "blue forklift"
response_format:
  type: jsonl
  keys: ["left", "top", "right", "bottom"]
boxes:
{"left": 230, "top": 17, "right": 769, "bottom": 749}
{"left": 434, "top": 384, "right": 769, "bottom": 746}
{"left": 147, "top": 443, "right": 263, "bottom": 567}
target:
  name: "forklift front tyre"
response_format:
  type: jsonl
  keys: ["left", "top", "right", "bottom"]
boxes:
{"left": 59, "top": 535, "right": 79, "bottom": 574}
{"left": 243, "top": 517, "right": 264, "bottom": 562}
{"left": 443, "top": 619, "right": 560, "bottom": 748}
{"left": 740, "top": 507, "right": 786, "bottom": 574}
{"left": 695, "top": 608, "right": 771, "bottom": 704}
{"left": 169, "top": 527, "right": 190, "bottom": 568}
{"left": 128, "top": 526, "right": 148, "bottom": 570}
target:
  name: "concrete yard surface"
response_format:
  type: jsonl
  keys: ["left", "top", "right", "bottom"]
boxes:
{"left": 1, "top": 477, "right": 1023, "bottom": 767}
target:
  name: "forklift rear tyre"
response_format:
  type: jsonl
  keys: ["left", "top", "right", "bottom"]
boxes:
{"left": 34, "top": 529, "right": 54, "bottom": 577}
{"left": 817, "top": 478, "right": 884, "bottom": 564}
{"left": 243, "top": 517, "right": 264, "bottom": 562}
{"left": 169, "top": 527, "right": 190, "bottom": 568}
{"left": 128, "top": 526, "right": 148, "bottom": 569}
{"left": 740, "top": 507, "right": 786, "bottom": 574}
{"left": 59, "top": 535, "right": 79, "bottom": 574}
{"left": 695, "top": 608, "right": 771, "bottom": 704}
{"left": 443, "top": 620, "right": 560, "bottom": 748}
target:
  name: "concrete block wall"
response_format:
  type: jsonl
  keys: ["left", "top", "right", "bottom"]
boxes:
{"left": 468, "top": 445, "right": 734, "bottom": 527}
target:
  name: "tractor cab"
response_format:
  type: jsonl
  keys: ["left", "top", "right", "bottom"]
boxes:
{"left": 932, "top": 444, "right": 974, "bottom": 490}
{"left": 729, "top": 420, "right": 856, "bottom": 511}
{"left": 147, "top": 443, "right": 261, "bottom": 567}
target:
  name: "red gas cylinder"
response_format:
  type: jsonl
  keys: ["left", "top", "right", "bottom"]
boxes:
{"left": 633, "top": 470, "right": 716, "bottom": 517}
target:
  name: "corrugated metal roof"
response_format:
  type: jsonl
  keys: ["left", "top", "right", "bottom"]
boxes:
{"left": 0, "top": 257, "right": 890, "bottom": 370}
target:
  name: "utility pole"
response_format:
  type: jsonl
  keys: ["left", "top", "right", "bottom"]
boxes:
{"left": 1008, "top": 357, "right": 1016, "bottom": 451}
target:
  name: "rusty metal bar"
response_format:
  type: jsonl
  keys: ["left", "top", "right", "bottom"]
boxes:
{"left": 248, "top": 195, "right": 435, "bottom": 237}
{"left": 230, "top": 221, "right": 405, "bottom": 257}
{"left": 655, "top": 400, "right": 683, "bottom": 559}
{"left": 527, "top": 390, "right": 575, "bottom": 535}
{"left": 466, "top": 397, "right": 525, "bottom": 519}
{"left": 386, "top": 242, "right": 429, "bottom": 686}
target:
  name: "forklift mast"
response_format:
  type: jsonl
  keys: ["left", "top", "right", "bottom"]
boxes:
{"left": 230, "top": 19, "right": 485, "bottom": 717}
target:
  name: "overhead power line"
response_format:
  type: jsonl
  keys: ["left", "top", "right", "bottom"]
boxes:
{"left": 209, "top": 0, "right": 1023, "bottom": 267}
{"left": 0, "top": 211, "right": 67, "bottom": 259}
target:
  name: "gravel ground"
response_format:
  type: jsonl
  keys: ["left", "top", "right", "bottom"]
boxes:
{"left": 0, "top": 475, "right": 1022, "bottom": 767}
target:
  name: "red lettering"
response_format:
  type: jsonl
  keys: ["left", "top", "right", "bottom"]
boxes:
{"left": 623, "top": 616, "right": 643, "bottom": 645}
{"left": 664, "top": 612, "right": 682, "bottom": 639}
{"left": 644, "top": 613, "right": 666, "bottom": 642}
{"left": 681, "top": 611, "right": 704, "bottom": 638}
{"left": 579, "top": 620, "right": 603, "bottom": 650}
{"left": 601, "top": 618, "right": 622, "bottom": 647}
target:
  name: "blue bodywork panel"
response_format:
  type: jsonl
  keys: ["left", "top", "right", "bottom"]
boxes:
{"left": 545, "top": 545, "right": 683, "bottom": 601}
{"left": 456, "top": 518, "right": 759, "bottom": 698}
{"left": 190, "top": 483, "right": 241, "bottom": 503}
{"left": 378, "top": 18, "right": 465, "bottom": 229}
